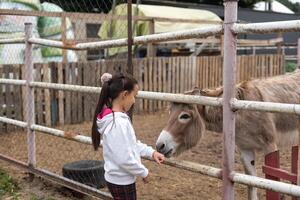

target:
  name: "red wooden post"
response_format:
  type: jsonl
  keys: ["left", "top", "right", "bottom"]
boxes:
{"left": 265, "top": 151, "right": 280, "bottom": 200}
{"left": 263, "top": 147, "right": 299, "bottom": 200}
{"left": 292, "top": 146, "right": 298, "bottom": 182}
{"left": 292, "top": 146, "right": 298, "bottom": 200}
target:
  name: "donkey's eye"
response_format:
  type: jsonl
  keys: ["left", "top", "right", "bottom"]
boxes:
{"left": 180, "top": 114, "right": 190, "bottom": 119}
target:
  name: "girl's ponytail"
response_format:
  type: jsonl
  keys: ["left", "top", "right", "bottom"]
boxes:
{"left": 91, "top": 72, "right": 137, "bottom": 150}
{"left": 91, "top": 80, "right": 110, "bottom": 151}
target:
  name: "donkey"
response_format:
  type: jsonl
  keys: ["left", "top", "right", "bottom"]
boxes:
{"left": 156, "top": 69, "right": 300, "bottom": 200}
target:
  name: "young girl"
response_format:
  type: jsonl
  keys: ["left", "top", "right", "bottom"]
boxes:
{"left": 91, "top": 73, "right": 165, "bottom": 200}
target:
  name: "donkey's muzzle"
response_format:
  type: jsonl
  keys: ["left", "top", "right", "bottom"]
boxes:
{"left": 156, "top": 142, "right": 166, "bottom": 153}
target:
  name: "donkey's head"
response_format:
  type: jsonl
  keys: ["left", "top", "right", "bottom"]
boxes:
{"left": 155, "top": 88, "right": 204, "bottom": 157}
{"left": 155, "top": 87, "right": 225, "bottom": 157}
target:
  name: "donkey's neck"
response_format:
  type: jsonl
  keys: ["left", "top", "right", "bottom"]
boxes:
{"left": 202, "top": 106, "right": 223, "bottom": 133}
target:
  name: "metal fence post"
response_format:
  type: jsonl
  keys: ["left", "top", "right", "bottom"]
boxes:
{"left": 25, "top": 23, "right": 36, "bottom": 179}
{"left": 127, "top": 0, "right": 134, "bottom": 121}
{"left": 223, "top": 1, "right": 238, "bottom": 199}
{"left": 127, "top": 0, "right": 133, "bottom": 75}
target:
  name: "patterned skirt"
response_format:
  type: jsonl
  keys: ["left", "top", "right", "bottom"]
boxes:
{"left": 107, "top": 182, "right": 137, "bottom": 200}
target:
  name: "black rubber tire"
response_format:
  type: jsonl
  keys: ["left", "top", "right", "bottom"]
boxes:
{"left": 62, "top": 160, "right": 106, "bottom": 188}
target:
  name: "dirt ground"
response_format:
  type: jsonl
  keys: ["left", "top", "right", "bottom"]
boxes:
{"left": 0, "top": 111, "right": 295, "bottom": 200}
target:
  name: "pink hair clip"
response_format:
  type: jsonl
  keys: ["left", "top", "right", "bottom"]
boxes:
{"left": 101, "top": 73, "right": 112, "bottom": 84}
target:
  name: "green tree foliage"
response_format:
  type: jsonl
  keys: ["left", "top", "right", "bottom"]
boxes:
{"left": 237, "top": 0, "right": 263, "bottom": 7}
{"left": 41, "top": 0, "right": 300, "bottom": 13}
{"left": 197, "top": 0, "right": 261, "bottom": 8}
{"left": 176, "top": 0, "right": 262, "bottom": 8}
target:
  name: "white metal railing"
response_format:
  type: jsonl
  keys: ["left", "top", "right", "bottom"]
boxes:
{"left": 0, "top": 37, "right": 25, "bottom": 44}
{"left": 3, "top": 78, "right": 300, "bottom": 115}
{"left": 28, "top": 25, "right": 223, "bottom": 50}
{"left": 232, "top": 20, "right": 300, "bottom": 34}
{"left": 2, "top": 113, "right": 300, "bottom": 197}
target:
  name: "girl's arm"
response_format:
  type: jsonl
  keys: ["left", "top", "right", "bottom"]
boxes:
{"left": 137, "top": 141, "right": 165, "bottom": 165}
{"left": 136, "top": 140, "right": 155, "bottom": 158}
{"left": 106, "top": 120, "right": 149, "bottom": 178}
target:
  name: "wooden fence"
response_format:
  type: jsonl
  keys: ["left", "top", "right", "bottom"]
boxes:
{"left": 0, "top": 54, "right": 284, "bottom": 132}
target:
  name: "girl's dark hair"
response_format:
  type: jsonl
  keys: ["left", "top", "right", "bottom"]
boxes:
{"left": 91, "top": 73, "right": 138, "bottom": 150}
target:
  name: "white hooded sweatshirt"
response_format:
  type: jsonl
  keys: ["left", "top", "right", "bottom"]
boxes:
{"left": 97, "top": 111, "right": 155, "bottom": 185}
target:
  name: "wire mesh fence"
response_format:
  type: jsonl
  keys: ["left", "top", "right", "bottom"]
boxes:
{"left": 0, "top": 54, "right": 285, "bottom": 132}
{"left": 0, "top": 55, "right": 286, "bottom": 198}
{"left": 34, "top": 127, "right": 106, "bottom": 190}
{"left": 0, "top": 0, "right": 130, "bottom": 198}
{"left": 0, "top": 0, "right": 132, "bottom": 129}
{"left": 0, "top": 0, "right": 130, "bottom": 64}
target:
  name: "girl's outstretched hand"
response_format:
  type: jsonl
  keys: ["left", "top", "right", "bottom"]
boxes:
{"left": 152, "top": 151, "right": 165, "bottom": 164}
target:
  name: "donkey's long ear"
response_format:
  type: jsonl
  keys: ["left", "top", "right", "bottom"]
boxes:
{"left": 184, "top": 87, "right": 201, "bottom": 95}
{"left": 236, "top": 86, "right": 245, "bottom": 100}
{"left": 236, "top": 82, "right": 247, "bottom": 100}
{"left": 200, "top": 87, "right": 223, "bottom": 97}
